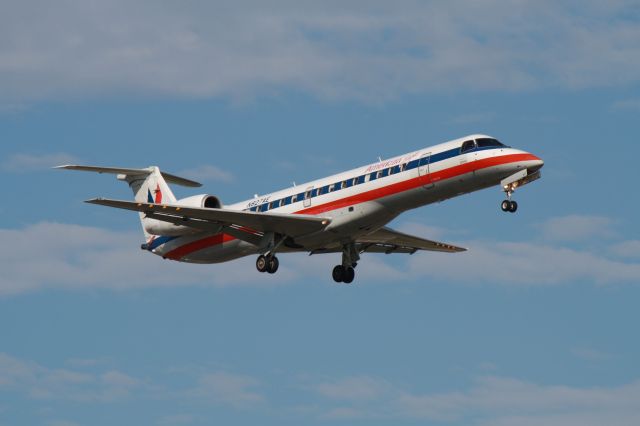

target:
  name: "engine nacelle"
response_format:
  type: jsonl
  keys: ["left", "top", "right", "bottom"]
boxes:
{"left": 174, "top": 194, "right": 223, "bottom": 209}
{"left": 143, "top": 194, "right": 223, "bottom": 236}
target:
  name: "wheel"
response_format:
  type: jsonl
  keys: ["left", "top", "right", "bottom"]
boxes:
{"left": 501, "top": 200, "right": 511, "bottom": 212}
{"left": 509, "top": 200, "right": 518, "bottom": 213}
{"left": 266, "top": 256, "right": 279, "bottom": 274}
{"left": 343, "top": 266, "right": 355, "bottom": 284}
{"left": 256, "top": 255, "right": 267, "bottom": 273}
{"left": 332, "top": 265, "right": 344, "bottom": 283}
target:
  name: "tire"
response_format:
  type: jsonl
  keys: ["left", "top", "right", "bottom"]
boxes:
{"left": 332, "top": 265, "right": 344, "bottom": 283}
{"left": 501, "top": 200, "right": 510, "bottom": 212}
{"left": 509, "top": 201, "right": 518, "bottom": 213}
{"left": 343, "top": 267, "right": 355, "bottom": 284}
{"left": 267, "top": 256, "right": 279, "bottom": 274}
{"left": 256, "top": 255, "right": 267, "bottom": 273}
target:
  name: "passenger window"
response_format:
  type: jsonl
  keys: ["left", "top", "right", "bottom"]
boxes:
{"left": 460, "top": 140, "right": 476, "bottom": 153}
{"left": 370, "top": 172, "right": 377, "bottom": 181}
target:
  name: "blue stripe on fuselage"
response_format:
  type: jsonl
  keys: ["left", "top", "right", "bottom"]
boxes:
{"left": 148, "top": 235, "right": 177, "bottom": 250}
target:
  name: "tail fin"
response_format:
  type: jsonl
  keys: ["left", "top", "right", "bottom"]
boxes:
{"left": 56, "top": 165, "right": 201, "bottom": 239}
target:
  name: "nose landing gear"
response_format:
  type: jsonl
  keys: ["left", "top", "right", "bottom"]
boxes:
{"left": 501, "top": 198, "right": 518, "bottom": 213}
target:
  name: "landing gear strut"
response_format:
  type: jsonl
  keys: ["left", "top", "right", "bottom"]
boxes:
{"left": 256, "top": 232, "right": 284, "bottom": 274}
{"left": 500, "top": 181, "right": 518, "bottom": 214}
{"left": 332, "top": 243, "right": 360, "bottom": 284}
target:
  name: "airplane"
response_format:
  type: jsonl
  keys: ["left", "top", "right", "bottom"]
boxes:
{"left": 57, "top": 134, "right": 543, "bottom": 284}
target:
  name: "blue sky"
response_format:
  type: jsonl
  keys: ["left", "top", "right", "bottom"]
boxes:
{"left": 1, "top": 1, "right": 640, "bottom": 425}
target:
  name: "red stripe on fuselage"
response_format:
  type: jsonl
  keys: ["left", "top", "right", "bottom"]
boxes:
{"left": 163, "top": 153, "right": 538, "bottom": 260}
{"left": 164, "top": 233, "right": 236, "bottom": 260}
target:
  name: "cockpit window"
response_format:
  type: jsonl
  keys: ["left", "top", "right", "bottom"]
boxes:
{"left": 460, "top": 140, "right": 476, "bottom": 154}
{"left": 476, "top": 138, "right": 505, "bottom": 148}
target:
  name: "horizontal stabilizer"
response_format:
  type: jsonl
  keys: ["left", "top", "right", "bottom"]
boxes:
{"left": 55, "top": 165, "right": 202, "bottom": 188}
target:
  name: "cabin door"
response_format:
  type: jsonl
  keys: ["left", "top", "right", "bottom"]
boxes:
{"left": 418, "top": 153, "right": 434, "bottom": 189}
{"left": 303, "top": 186, "right": 313, "bottom": 208}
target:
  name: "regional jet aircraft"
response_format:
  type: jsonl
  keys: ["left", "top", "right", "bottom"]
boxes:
{"left": 58, "top": 134, "right": 543, "bottom": 283}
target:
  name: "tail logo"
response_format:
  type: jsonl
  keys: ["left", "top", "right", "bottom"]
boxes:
{"left": 147, "top": 184, "right": 163, "bottom": 204}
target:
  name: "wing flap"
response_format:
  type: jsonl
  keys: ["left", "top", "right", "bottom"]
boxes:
{"left": 86, "top": 198, "right": 331, "bottom": 237}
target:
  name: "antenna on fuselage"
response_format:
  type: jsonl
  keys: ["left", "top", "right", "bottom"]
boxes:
{"left": 292, "top": 181, "right": 297, "bottom": 187}
{"left": 378, "top": 156, "right": 382, "bottom": 162}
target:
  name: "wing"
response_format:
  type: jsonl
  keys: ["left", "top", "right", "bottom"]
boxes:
{"left": 311, "top": 226, "right": 466, "bottom": 255}
{"left": 86, "top": 198, "right": 331, "bottom": 237}
{"left": 357, "top": 227, "right": 466, "bottom": 253}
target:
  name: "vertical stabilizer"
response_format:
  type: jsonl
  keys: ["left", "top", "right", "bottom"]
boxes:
{"left": 122, "top": 167, "right": 178, "bottom": 240}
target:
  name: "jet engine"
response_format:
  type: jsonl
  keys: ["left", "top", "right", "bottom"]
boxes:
{"left": 143, "top": 194, "right": 223, "bottom": 236}
{"left": 175, "top": 194, "right": 223, "bottom": 209}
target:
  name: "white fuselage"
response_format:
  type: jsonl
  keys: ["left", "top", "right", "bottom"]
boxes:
{"left": 147, "top": 134, "right": 543, "bottom": 263}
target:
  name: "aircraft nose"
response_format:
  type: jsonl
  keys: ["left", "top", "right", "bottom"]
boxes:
{"left": 528, "top": 154, "right": 544, "bottom": 173}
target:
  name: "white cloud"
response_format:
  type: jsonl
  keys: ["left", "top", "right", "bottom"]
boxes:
{"left": 303, "top": 372, "right": 640, "bottom": 424}
{"left": 188, "top": 372, "right": 265, "bottom": 409}
{"left": 0, "top": 222, "right": 296, "bottom": 296}
{"left": 179, "top": 164, "right": 234, "bottom": 183}
{"left": 1, "top": 153, "right": 80, "bottom": 173}
{"left": 609, "top": 240, "right": 640, "bottom": 259}
{"left": 407, "top": 240, "right": 640, "bottom": 286}
{"left": 315, "top": 376, "right": 390, "bottom": 401}
{"left": 536, "top": 215, "right": 616, "bottom": 242}
{"left": 394, "top": 376, "right": 640, "bottom": 425}
{"left": 0, "top": 353, "right": 141, "bottom": 403}
{"left": 2, "top": 219, "right": 640, "bottom": 297}
{"left": 0, "top": 1, "right": 639, "bottom": 103}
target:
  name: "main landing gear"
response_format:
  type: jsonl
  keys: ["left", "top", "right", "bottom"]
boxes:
{"left": 256, "top": 254, "right": 279, "bottom": 274}
{"left": 332, "top": 265, "right": 355, "bottom": 284}
{"left": 332, "top": 243, "right": 360, "bottom": 284}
